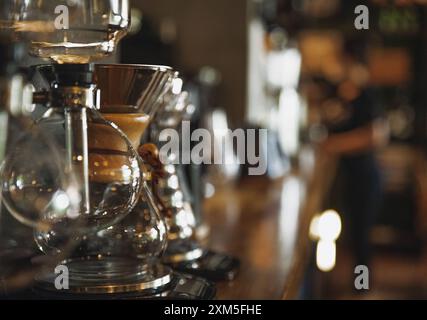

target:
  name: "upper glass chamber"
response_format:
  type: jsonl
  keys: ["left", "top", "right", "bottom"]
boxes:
{"left": 5, "top": 0, "right": 130, "bottom": 63}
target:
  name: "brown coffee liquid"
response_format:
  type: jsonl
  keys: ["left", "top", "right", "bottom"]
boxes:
{"left": 102, "top": 113, "right": 150, "bottom": 150}
{"left": 88, "top": 113, "right": 150, "bottom": 183}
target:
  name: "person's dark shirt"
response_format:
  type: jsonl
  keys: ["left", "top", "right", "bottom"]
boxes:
{"left": 325, "top": 88, "right": 382, "bottom": 171}
{"left": 327, "top": 89, "right": 379, "bottom": 134}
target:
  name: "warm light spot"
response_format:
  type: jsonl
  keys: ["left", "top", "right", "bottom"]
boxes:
{"left": 316, "top": 240, "right": 336, "bottom": 272}
{"left": 310, "top": 210, "right": 342, "bottom": 272}
{"left": 318, "top": 210, "right": 342, "bottom": 241}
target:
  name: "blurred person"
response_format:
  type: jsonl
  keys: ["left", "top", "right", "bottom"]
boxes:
{"left": 312, "top": 40, "right": 389, "bottom": 269}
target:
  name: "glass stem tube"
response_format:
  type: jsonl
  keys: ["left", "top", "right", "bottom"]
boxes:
{"left": 65, "top": 107, "right": 90, "bottom": 214}
{"left": 0, "top": 111, "right": 8, "bottom": 236}
{"left": 0, "top": 111, "right": 8, "bottom": 164}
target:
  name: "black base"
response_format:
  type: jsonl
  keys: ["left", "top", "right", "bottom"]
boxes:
{"left": 166, "top": 249, "right": 240, "bottom": 282}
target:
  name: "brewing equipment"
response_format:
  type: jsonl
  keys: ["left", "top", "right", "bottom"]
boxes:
{"left": 144, "top": 84, "right": 241, "bottom": 281}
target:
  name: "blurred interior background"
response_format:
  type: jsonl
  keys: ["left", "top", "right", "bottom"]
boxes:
{"left": 10, "top": 0, "right": 427, "bottom": 299}
{"left": 110, "top": 0, "right": 427, "bottom": 299}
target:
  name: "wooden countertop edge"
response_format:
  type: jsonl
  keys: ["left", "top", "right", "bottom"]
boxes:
{"left": 281, "top": 154, "right": 338, "bottom": 299}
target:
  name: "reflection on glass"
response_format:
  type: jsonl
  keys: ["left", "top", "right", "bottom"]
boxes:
{"left": 4, "top": 0, "right": 130, "bottom": 63}
{"left": 0, "top": 117, "right": 82, "bottom": 293}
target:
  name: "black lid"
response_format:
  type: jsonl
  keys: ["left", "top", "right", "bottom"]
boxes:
{"left": 51, "top": 63, "right": 95, "bottom": 87}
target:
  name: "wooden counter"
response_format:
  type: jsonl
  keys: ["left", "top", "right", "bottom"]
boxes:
{"left": 0, "top": 149, "right": 334, "bottom": 300}
{"left": 202, "top": 150, "right": 336, "bottom": 299}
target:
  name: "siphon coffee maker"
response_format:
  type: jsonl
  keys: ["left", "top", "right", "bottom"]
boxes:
{"left": 147, "top": 85, "right": 241, "bottom": 281}
{"left": 4, "top": 0, "right": 215, "bottom": 298}
{"left": 58, "top": 63, "right": 214, "bottom": 298}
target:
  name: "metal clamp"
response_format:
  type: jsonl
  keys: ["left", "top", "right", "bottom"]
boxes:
{"left": 32, "top": 85, "right": 100, "bottom": 110}
{"left": 50, "top": 86, "right": 100, "bottom": 110}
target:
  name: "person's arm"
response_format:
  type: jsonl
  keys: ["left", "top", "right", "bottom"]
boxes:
{"left": 321, "top": 119, "right": 389, "bottom": 156}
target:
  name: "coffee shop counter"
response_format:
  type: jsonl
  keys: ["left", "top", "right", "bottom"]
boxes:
{"left": 202, "top": 148, "right": 337, "bottom": 299}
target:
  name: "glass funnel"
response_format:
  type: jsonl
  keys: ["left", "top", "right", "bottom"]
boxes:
{"left": 6, "top": 0, "right": 130, "bottom": 63}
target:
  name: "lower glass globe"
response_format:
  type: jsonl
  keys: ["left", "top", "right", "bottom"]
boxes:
{"left": 1, "top": 108, "right": 144, "bottom": 262}
{"left": 1, "top": 120, "right": 82, "bottom": 234}
{"left": 35, "top": 182, "right": 167, "bottom": 260}
{"left": 0, "top": 117, "right": 82, "bottom": 293}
